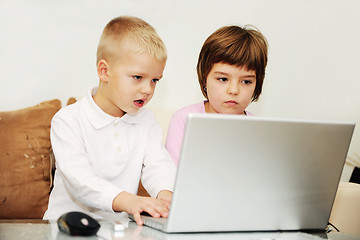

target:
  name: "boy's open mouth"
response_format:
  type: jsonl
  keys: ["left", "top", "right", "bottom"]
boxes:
{"left": 134, "top": 99, "right": 144, "bottom": 104}
{"left": 134, "top": 99, "right": 145, "bottom": 107}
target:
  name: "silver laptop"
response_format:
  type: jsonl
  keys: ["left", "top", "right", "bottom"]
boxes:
{"left": 135, "top": 114, "right": 355, "bottom": 233}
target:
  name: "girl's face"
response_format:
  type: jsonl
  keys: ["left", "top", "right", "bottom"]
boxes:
{"left": 205, "top": 62, "right": 256, "bottom": 114}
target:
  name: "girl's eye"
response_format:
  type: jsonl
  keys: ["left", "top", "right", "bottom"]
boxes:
{"left": 243, "top": 80, "right": 253, "bottom": 84}
{"left": 217, "top": 77, "right": 228, "bottom": 82}
{"left": 152, "top": 79, "right": 160, "bottom": 83}
{"left": 133, "top": 76, "right": 142, "bottom": 80}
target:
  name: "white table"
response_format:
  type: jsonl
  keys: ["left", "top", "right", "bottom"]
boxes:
{"left": 0, "top": 219, "right": 359, "bottom": 240}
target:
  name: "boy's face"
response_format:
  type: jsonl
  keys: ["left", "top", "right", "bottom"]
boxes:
{"left": 96, "top": 44, "right": 165, "bottom": 117}
{"left": 205, "top": 62, "right": 256, "bottom": 114}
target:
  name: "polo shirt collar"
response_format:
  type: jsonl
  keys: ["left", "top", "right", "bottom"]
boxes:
{"left": 82, "top": 87, "right": 143, "bottom": 129}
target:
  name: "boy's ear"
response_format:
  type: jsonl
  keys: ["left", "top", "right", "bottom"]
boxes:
{"left": 97, "top": 60, "right": 110, "bottom": 83}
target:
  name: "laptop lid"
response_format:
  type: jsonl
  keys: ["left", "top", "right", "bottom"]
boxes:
{"left": 149, "top": 114, "right": 355, "bottom": 233}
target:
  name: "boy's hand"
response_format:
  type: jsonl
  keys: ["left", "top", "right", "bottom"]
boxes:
{"left": 112, "top": 191, "right": 170, "bottom": 225}
{"left": 156, "top": 190, "right": 173, "bottom": 208}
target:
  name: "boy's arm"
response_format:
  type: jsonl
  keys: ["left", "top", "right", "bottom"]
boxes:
{"left": 157, "top": 190, "right": 173, "bottom": 205}
{"left": 51, "top": 113, "right": 121, "bottom": 212}
{"left": 141, "top": 115, "right": 177, "bottom": 198}
{"left": 112, "top": 191, "right": 172, "bottom": 225}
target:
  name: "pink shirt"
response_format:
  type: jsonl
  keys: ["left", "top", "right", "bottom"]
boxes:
{"left": 165, "top": 101, "right": 252, "bottom": 165}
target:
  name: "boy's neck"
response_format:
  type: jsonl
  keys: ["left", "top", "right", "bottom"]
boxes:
{"left": 92, "top": 88, "right": 126, "bottom": 118}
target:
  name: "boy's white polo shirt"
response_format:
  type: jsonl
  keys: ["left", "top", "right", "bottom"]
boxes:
{"left": 44, "top": 87, "right": 176, "bottom": 220}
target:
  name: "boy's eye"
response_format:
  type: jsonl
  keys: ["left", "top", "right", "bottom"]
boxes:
{"left": 152, "top": 79, "right": 160, "bottom": 83}
{"left": 217, "top": 77, "right": 228, "bottom": 82}
{"left": 133, "top": 76, "right": 142, "bottom": 80}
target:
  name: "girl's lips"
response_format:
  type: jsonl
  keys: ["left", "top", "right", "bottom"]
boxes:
{"left": 225, "top": 100, "right": 238, "bottom": 106}
{"left": 134, "top": 99, "right": 145, "bottom": 108}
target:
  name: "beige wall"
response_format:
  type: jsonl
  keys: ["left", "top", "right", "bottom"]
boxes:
{"left": 1, "top": 0, "right": 359, "bottom": 180}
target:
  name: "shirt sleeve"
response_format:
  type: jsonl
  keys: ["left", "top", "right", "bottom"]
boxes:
{"left": 141, "top": 113, "right": 177, "bottom": 198}
{"left": 165, "top": 109, "right": 187, "bottom": 166}
{"left": 51, "top": 111, "right": 121, "bottom": 213}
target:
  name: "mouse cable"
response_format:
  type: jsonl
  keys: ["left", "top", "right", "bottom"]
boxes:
{"left": 326, "top": 222, "right": 340, "bottom": 233}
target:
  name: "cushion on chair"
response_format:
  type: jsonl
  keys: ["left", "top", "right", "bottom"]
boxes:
{"left": 329, "top": 182, "right": 360, "bottom": 236}
{"left": 0, "top": 99, "right": 61, "bottom": 219}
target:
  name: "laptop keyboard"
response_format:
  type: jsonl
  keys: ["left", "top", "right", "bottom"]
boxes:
{"left": 141, "top": 216, "right": 168, "bottom": 231}
{"left": 132, "top": 214, "right": 328, "bottom": 239}
{"left": 145, "top": 216, "right": 167, "bottom": 224}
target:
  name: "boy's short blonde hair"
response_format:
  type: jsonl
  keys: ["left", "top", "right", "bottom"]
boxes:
{"left": 197, "top": 25, "right": 268, "bottom": 102}
{"left": 96, "top": 16, "right": 167, "bottom": 65}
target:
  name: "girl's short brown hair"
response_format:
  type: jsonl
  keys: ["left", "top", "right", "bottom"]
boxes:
{"left": 197, "top": 25, "right": 268, "bottom": 102}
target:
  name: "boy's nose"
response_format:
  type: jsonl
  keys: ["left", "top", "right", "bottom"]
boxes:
{"left": 140, "top": 82, "right": 154, "bottom": 95}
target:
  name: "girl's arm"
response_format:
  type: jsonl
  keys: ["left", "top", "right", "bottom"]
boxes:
{"left": 165, "top": 112, "right": 187, "bottom": 166}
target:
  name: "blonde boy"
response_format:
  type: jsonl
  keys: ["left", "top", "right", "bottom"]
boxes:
{"left": 43, "top": 16, "right": 176, "bottom": 225}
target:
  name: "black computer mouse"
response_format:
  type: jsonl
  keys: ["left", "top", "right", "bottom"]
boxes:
{"left": 57, "top": 211, "right": 100, "bottom": 236}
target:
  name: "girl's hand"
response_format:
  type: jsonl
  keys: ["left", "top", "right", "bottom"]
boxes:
{"left": 112, "top": 191, "right": 170, "bottom": 225}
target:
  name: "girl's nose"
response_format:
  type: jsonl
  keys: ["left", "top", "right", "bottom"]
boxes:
{"left": 227, "top": 82, "right": 239, "bottom": 95}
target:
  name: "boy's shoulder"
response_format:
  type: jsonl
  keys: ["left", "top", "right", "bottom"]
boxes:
{"left": 53, "top": 97, "right": 158, "bottom": 127}
{"left": 55, "top": 98, "right": 81, "bottom": 115}
{"left": 51, "top": 98, "right": 84, "bottom": 125}
{"left": 136, "top": 108, "right": 158, "bottom": 123}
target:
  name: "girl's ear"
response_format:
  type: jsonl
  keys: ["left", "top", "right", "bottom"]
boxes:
{"left": 97, "top": 60, "right": 110, "bottom": 83}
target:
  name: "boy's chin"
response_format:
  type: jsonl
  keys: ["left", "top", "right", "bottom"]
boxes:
{"left": 126, "top": 107, "right": 143, "bottom": 115}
